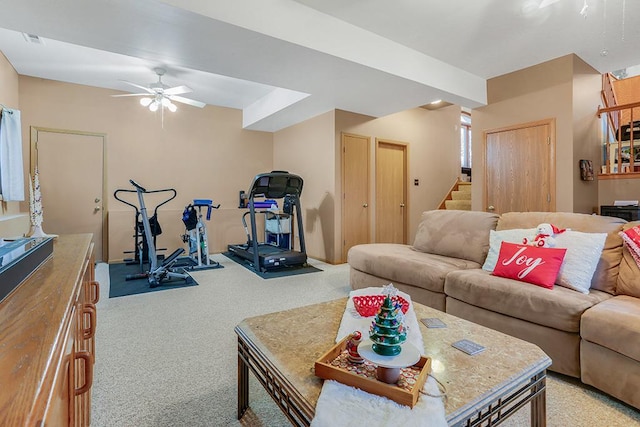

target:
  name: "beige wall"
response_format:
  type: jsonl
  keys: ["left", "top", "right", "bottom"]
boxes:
{"left": 8, "top": 51, "right": 633, "bottom": 263}
{"left": 18, "top": 76, "right": 274, "bottom": 261}
{"left": 571, "top": 55, "right": 601, "bottom": 214}
{"left": 336, "top": 106, "right": 461, "bottom": 250}
{"left": 9, "top": 73, "right": 461, "bottom": 265}
{"left": 272, "top": 106, "right": 461, "bottom": 263}
{"left": 273, "top": 110, "right": 337, "bottom": 262}
{"left": 473, "top": 54, "right": 588, "bottom": 213}
{"left": 598, "top": 178, "right": 640, "bottom": 207}
{"left": 0, "top": 52, "right": 30, "bottom": 237}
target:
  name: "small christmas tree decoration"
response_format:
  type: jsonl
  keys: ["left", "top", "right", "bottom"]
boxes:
{"left": 346, "top": 331, "right": 364, "bottom": 364}
{"left": 369, "top": 286, "right": 407, "bottom": 356}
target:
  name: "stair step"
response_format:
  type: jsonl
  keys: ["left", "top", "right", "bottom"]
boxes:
{"left": 445, "top": 200, "right": 471, "bottom": 210}
{"left": 451, "top": 190, "right": 471, "bottom": 200}
{"left": 457, "top": 182, "right": 472, "bottom": 192}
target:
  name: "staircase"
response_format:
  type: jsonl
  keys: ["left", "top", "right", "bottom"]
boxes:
{"left": 599, "top": 73, "right": 640, "bottom": 176}
{"left": 438, "top": 180, "right": 471, "bottom": 211}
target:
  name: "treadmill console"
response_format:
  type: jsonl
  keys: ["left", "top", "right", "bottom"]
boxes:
{"left": 250, "top": 171, "right": 303, "bottom": 199}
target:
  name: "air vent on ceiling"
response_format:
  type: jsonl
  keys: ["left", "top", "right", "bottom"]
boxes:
{"left": 22, "top": 33, "right": 44, "bottom": 45}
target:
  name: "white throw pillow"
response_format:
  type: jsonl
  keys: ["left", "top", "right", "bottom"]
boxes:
{"left": 482, "top": 228, "right": 536, "bottom": 272}
{"left": 554, "top": 231, "right": 607, "bottom": 294}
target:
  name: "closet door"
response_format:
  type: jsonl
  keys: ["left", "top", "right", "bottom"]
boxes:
{"left": 31, "top": 127, "right": 106, "bottom": 261}
{"left": 376, "top": 139, "right": 408, "bottom": 244}
{"left": 484, "top": 119, "right": 555, "bottom": 214}
{"left": 341, "top": 133, "right": 371, "bottom": 262}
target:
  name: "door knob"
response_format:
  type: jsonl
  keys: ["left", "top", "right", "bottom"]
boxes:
{"left": 488, "top": 205, "right": 495, "bottom": 211}
{"left": 94, "top": 206, "right": 101, "bottom": 212}
{"left": 95, "top": 198, "right": 101, "bottom": 203}
{"left": 363, "top": 203, "right": 368, "bottom": 208}
{"left": 400, "top": 203, "right": 405, "bottom": 207}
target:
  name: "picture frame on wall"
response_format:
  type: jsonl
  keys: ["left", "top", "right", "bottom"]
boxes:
{"left": 580, "top": 159, "right": 594, "bottom": 181}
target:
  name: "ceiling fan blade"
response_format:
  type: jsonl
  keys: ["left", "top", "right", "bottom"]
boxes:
{"left": 111, "top": 93, "right": 150, "bottom": 97}
{"left": 164, "top": 85, "right": 192, "bottom": 96}
{"left": 170, "top": 95, "right": 206, "bottom": 108}
{"left": 120, "top": 80, "right": 154, "bottom": 94}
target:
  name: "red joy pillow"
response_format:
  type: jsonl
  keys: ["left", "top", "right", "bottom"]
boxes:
{"left": 492, "top": 242, "right": 567, "bottom": 289}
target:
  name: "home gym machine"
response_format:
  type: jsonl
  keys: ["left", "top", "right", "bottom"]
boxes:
{"left": 126, "top": 179, "right": 190, "bottom": 287}
{"left": 114, "top": 184, "right": 176, "bottom": 272}
{"left": 227, "top": 171, "right": 307, "bottom": 272}
{"left": 181, "top": 199, "right": 221, "bottom": 271}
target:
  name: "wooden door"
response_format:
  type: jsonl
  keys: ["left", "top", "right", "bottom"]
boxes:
{"left": 484, "top": 119, "right": 556, "bottom": 214}
{"left": 376, "top": 140, "right": 407, "bottom": 244}
{"left": 341, "top": 133, "right": 370, "bottom": 262}
{"left": 31, "top": 127, "right": 106, "bottom": 261}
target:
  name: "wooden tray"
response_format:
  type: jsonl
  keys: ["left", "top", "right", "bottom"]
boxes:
{"left": 314, "top": 335, "right": 431, "bottom": 408}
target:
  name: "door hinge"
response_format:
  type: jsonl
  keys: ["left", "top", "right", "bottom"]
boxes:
{"left": 547, "top": 194, "right": 551, "bottom": 203}
{"left": 547, "top": 137, "right": 551, "bottom": 145}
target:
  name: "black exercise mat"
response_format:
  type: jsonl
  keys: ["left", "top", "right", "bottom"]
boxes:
{"left": 222, "top": 251, "right": 322, "bottom": 279}
{"left": 109, "top": 262, "right": 198, "bottom": 298}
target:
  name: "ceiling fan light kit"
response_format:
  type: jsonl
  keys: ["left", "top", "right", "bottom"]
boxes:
{"left": 113, "top": 67, "right": 206, "bottom": 115}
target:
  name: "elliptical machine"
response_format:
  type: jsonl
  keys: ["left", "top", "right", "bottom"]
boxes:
{"left": 128, "top": 180, "right": 190, "bottom": 287}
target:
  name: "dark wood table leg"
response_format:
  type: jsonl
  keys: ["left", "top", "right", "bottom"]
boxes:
{"left": 530, "top": 371, "right": 547, "bottom": 427}
{"left": 238, "top": 338, "right": 250, "bottom": 420}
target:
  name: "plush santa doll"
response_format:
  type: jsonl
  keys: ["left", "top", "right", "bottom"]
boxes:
{"left": 523, "top": 223, "right": 566, "bottom": 248}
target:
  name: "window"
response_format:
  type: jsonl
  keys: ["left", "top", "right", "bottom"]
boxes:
{"left": 461, "top": 112, "right": 472, "bottom": 168}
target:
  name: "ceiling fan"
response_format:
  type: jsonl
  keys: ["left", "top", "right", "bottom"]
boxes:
{"left": 113, "top": 67, "right": 206, "bottom": 112}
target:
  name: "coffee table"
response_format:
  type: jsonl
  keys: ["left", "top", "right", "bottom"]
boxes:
{"left": 235, "top": 298, "right": 551, "bottom": 426}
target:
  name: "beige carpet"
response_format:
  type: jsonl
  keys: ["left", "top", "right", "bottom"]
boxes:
{"left": 92, "top": 256, "right": 640, "bottom": 426}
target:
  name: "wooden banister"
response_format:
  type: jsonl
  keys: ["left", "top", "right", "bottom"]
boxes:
{"left": 437, "top": 179, "right": 462, "bottom": 210}
{"left": 598, "top": 96, "right": 639, "bottom": 176}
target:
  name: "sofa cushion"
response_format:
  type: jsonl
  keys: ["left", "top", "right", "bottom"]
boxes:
{"left": 497, "top": 212, "right": 626, "bottom": 294}
{"left": 445, "top": 269, "right": 612, "bottom": 333}
{"left": 348, "top": 243, "right": 480, "bottom": 294}
{"left": 482, "top": 228, "right": 537, "bottom": 271}
{"left": 553, "top": 230, "right": 607, "bottom": 294}
{"left": 617, "top": 221, "right": 640, "bottom": 298}
{"left": 412, "top": 210, "right": 499, "bottom": 265}
{"left": 581, "top": 296, "right": 640, "bottom": 362}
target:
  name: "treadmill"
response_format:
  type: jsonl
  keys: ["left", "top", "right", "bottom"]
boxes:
{"left": 227, "top": 171, "right": 307, "bottom": 272}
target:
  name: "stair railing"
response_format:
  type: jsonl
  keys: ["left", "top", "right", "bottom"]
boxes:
{"left": 437, "top": 178, "right": 464, "bottom": 210}
{"left": 597, "top": 100, "right": 640, "bottom": 177}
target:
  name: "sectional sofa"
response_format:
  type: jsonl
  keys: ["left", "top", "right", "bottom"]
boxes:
{"left": 348, "top": 209, "right": 640, "bottom": 409}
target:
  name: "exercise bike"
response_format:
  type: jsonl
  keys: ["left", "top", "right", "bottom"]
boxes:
{"left": 127, "top": 179, "right": 190, "bottom": 287}
{"left": 181, "top": 199, "right": 221, "bottom": 271}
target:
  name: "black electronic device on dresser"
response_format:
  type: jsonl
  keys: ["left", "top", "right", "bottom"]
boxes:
{"left": 600, "top": 205, "right": 640, "bottom": 221}
{"left": 0, "top": 237, "right": 54, "bottom": 303}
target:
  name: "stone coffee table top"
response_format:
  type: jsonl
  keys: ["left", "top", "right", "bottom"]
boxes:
{"left": 237, "top": 297, "right": 551, "bottom": 425}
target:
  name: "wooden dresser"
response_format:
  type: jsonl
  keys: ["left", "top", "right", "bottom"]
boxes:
{"left": 0, "top": 234, "right": 99, "bottom": 426}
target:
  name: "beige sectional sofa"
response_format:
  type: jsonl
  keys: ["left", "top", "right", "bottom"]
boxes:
{"left": 348, "top": 209, "right": 640, "bottom": 409}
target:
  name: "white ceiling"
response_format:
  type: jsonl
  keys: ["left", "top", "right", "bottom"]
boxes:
{"left": 0, "top": 0, "right": 638, "bottom": 132}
